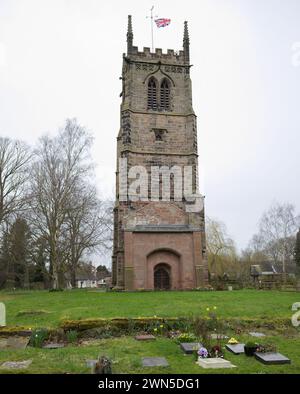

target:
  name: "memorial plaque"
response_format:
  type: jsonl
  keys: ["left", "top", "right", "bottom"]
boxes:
{"left": 142, "top": 357, "right": 169, "bottom": 367}
{"left": 225, "top": 343, "right": 245, "bottom": 355}
{"left": 254, "top": 352, "right": 291, "bottom": 365}
{"left": 180, "top": 342, "right": 202, "bottom": 354}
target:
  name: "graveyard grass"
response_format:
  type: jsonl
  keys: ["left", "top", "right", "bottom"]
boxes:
{"left": 0, "top": 336, "right": 300, "bottom": 374}
{"left": 0, "top": 288, "right": 298, "bottom": 327}
{"left": 0, "top": 289, "right": 300, "bottom": 374}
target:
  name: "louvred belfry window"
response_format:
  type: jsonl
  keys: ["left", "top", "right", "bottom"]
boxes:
{"left": 147, "top": 77, "right": 157, "bottom": 110}
{"left": 160, "top": 79, "right": 170, "bottom": 110}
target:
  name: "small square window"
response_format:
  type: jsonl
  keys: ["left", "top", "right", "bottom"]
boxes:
{"left": 152, "top": 128, "right": 167, "bottom": 142}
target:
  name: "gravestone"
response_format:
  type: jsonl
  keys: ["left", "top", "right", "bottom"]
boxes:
{"left": 86, "top": 359, "right": 97, "bottom": 368}
{"left": 225, "top": 343, "right": 245, "bottom": 355}
{"left": 142, "top": 357, "right": 169, "bottom": 367}
{"left": 254, "top": 352, "right": 291, "bottom": 365}
{"left": 197, "top": 358, "right": 236, "bottom": 369}
{"left": 0, "top": 302, "right": 5, "bottom": 327}
{"left": 249, "top": 332, "right": 266, "bottom": 338}
{"left": 135, "top": 334, "right": 156, "bottom": 341}
{"left": 0, "top": 360, "right": 32, "bottom": 370}
{"left": 180, "top": 342, "right": 202, "bottom": 354}
{"left": 42, "top": 343, "right": 65, "bottom": 349}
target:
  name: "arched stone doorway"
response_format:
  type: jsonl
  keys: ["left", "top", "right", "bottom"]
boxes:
{"left": 154, "top": 264, "right": 171, "bottom": 290}
{"left": 146, "top": 249, "right": 181, "bottom": 290}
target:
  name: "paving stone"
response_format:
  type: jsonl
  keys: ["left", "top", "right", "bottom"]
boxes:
{"left": 254, "top": 352, "right": 291, "bottom": 365}
{"left": 42, "top": 343, "right": 65, "bottom": 349}
{"left": 225, "top": 343, "right": 245, "bottom": 355}
{"left": 0, "top": 360, "right": 32, "bottom": 370}
{"left": 180, "top": 342, "right": 202, "bottom": 354}
{"left": 197, "top": 357, "right": 236, "bottom": 369}
{"left": 142, "top": 357, "right": 169, "bottom": 367}
{"left": 135, "top": 334, "right": 156, "bottom": 341}
{"left": 249, "top": 332, "right": 266, "bottom": 338}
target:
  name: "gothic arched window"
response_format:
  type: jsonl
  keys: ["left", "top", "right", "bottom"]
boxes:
{"left": 160, "top": 78, "right": 170, "bottom": 110}
{"left": 147, "top": 77, "right": 157, "bottom": 110}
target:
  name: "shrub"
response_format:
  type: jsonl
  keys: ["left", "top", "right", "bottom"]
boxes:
{"left": 193, "top": 317, "right": 210, "bottom": 342}
{"left": 30, "top": 328, "right": 48, "bottom": 348}
{"left": 245, "top": 341, "right": 257, "bottom": 348}
{"left": 176, "top": 333, "right": 197, "bottom": 343}
{"left": 66, "top": 330, "right": 78, "bottom": 343}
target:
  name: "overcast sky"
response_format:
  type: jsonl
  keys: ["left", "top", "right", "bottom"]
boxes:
{"left": 0, "top": 0, "right": 299, "bottom": 253}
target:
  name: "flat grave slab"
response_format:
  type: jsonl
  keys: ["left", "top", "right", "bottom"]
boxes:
{"left": 180, "top": 342, "right": 202, "bottom": 354}
{"left": 142, "top": 357, "right": 169, "bottom": 367}
{"left": 135, "top": 334, "right": 156, "bottom": 341}
{"left": 249, "top": 332, "right": 266, "bottom": 338}
{"left": 0, "top": 360, "right": 32, "bottom": 370}
{"left": 197, "top": 357, "right": 236, "bottom": 369}
{"left": 0, "top": 336, "right": 30, "bottom": 350}
{"left": 225, "top": 343, "right": 245, "bottom": 355}
{"left": 42, "top": 343, "right": 65, "bottom": 349}
{"left": 254, "top": 352, "right": 291, "bottom": 365}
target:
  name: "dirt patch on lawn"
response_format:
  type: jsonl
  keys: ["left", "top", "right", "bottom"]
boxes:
{"left": 16, "top": 310, "right": 50, "bottom": 317}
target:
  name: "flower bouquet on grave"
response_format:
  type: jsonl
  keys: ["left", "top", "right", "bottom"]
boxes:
{"left": 197, "top": 347, "right": 209, "bottom": 359}
{"left": 209, "top": 344, "right": 224, "bottom": 358}
{"left": 196, "top": 344, "right": 224, "bottom": 361}
{"left": 228, "top": 337, "right": 239, "bottom": 344}
{"left": 255, "top": 343, "right": 277, "bottom": 354}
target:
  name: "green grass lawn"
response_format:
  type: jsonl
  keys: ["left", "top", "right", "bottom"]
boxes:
{"left": 0, "top": 335, "right": 299, "bottom": 374}
{"left": 0, "top": 289, "right": 299, "bottom": 328}
{"left": 0, "top": 289, "right": 299, "bottom": 374}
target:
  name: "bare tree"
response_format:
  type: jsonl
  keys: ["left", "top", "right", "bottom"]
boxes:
{"left": 257, "top": 202, "right": 300, "bottom": 273}
{"left": 0, "top": 138, "right": 31, "bottom": 228}
{"left": 65, "top": 185, "right": 112, "bottom": 287}
{"left": 29, "top": 119, "right": 93, "bottom": 289}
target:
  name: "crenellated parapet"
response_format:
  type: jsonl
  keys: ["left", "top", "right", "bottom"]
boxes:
{"left": 126, "top": 15, "right": 190, "bottom": 65}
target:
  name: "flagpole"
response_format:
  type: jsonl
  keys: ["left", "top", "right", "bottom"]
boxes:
{"left": 150, "top": 6, "right": 154, "bottom": 52}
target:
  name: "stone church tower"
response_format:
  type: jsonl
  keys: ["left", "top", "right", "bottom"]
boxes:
{"left": 112, "top": 16, "right": 208, "bottom": 290}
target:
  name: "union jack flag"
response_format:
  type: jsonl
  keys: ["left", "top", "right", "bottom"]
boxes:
{"left": 155, "top": 18, "right": 171, "bottom": 28}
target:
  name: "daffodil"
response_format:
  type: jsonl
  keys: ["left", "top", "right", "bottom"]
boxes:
{"left": 228, "top": 337, "right": 239, "bottom": 344}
